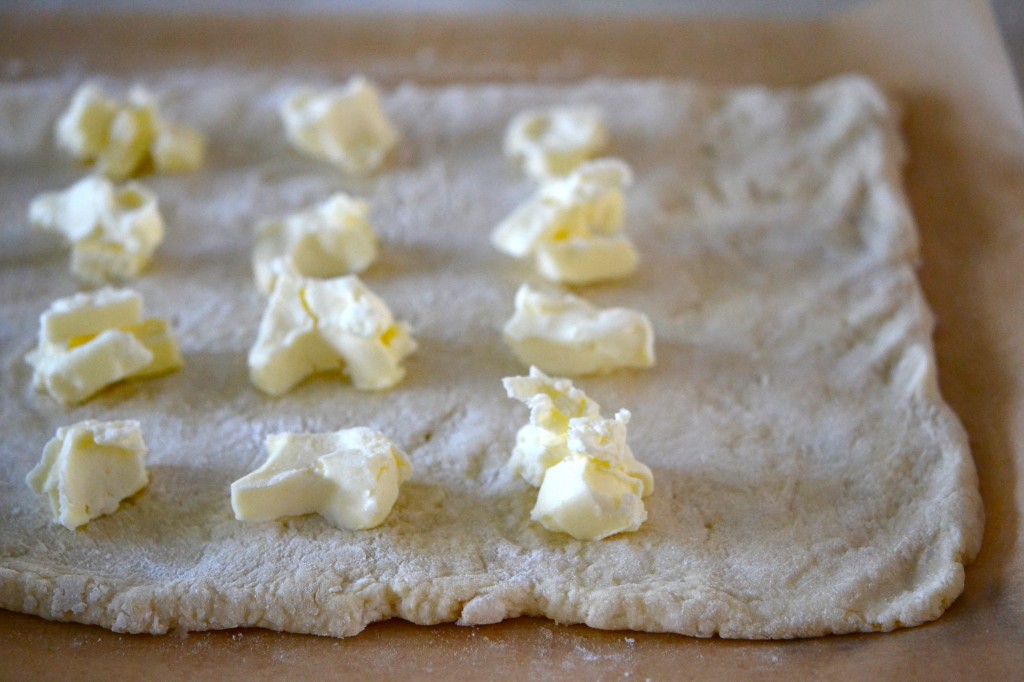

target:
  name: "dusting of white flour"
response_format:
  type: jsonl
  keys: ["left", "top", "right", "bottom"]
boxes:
{"left": 0, "top": 71, "right": 982, "bottom": 639}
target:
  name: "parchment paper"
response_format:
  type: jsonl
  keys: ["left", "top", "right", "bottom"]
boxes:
{"left": 0, "top": 0, "right": 1021, "bottom": 678}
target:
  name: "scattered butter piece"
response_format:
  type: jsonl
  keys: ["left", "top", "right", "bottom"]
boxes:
{"left": 55, "top": 84, "right": 119, "bottom": 160}
{"left": 503, "top": 284, "right": 655, "bottom": 375}
{"left": 26, "top": 419, "right": 149, "bottom": 530}
{"left": 534, "top": 235, "right": 637, "bottom": 285}
{"left": 26, "top": 288, "right": 183, "bottom": 405}
{"left": 231, "top": 427, "right": 411, "bottom": 530}
{"left": 503, "top": 366, "right": 601, "bottom": 487}
{"left": 504, "top": 106, "right": 608, "bottom": 180}
{"left": 55, "top": 84, "right": 205, "bottom": 179}
{"left": 504, "top": 367, "right": 653, "bottom": 540}
{"left": 492, "top": 159, "right": 637, "bottom": 284}
{"left": 280, "top": 77, "right": 398, "bottom": 175}
{"left": 248, "top": 270, "right": 416, "bottom": 395}
{"left": 151, "top": 122, "right": 207, "bottom": 174}
{"left": 29, "top": 175, "right": 164, "bottom": 284}
{"left": 253, "top": 193, "right": 378, "bottom": 294}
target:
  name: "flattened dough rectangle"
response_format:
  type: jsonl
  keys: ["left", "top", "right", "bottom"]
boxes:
{"left": 0, "top": 74, "right": 983, "bottom": 639}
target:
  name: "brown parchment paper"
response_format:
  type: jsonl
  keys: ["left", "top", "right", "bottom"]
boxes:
{"left": 0, "top": 0, "right": 1021, "bottom": 678}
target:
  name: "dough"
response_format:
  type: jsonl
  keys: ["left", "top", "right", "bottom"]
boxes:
{"left": 0, "top": 74, "right": 983, "bottom": 639}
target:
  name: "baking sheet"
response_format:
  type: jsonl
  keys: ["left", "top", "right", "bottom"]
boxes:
{"left": 1, "top": 0, "right": 1021, "bottom": 677}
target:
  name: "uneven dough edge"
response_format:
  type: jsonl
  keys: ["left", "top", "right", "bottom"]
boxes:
{"left": 0, "top": 482, "right": 981, "bottom": 641}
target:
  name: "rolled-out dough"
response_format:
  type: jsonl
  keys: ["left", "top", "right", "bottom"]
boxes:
{"left": 0, "top": 73, "right": 983, "bottom": 639}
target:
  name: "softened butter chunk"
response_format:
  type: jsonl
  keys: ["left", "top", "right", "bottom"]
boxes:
{"left": 55, "top": 83, "right": 205, "bottom": 179}
{"left": 151, "top": 123, "right": 206, "bottom": 174}
{"left": 248, "top": 270, "right": 416, "bottom": 395}
{"left": 253, "top": 193, "right": 378, "bottom": 294}
{"left": 503, "top": 284, "right": 655, "bottom": 375}
{"left": 26, "top": 419, "right": 149, "bottom": 530}
{"left": 55, "top": 84, "right": 118, "bottom": 160}
{"left": 504, "top": 106, "right": 608, "bottom": 180}
{"left": 491, "top": 158, "right": 637, "bottom": 284}
{"left": 531, "top": 454, "right": 646, "bottom": 541}
{"left": 29, "top": 175, "right": 164, "bottom": 284}
{"left": 26, "top": 288, "right": 183, "bottom": 405}
{"left": 231, "top": 427, "right": 412, "bottom": 530}
{"left": 503, "top": 366, "right": 602, "bottom": 487}
{"left": 535, "top": 235, "right": 637, "bottom": 285}
{"left": 503, "top": 368, "right": 653, "bottom": 540}
{"left": 279, "top": 77, "right": 398, "bottom": 175}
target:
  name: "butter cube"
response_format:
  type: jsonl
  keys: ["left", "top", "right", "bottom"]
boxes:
{"left": 55, "top": 84, "right": 118, "bottom": 160}
{"left": 534, "top": 236, "right": 638, "bottom": 286}
{"left": 504, "top": 107, "right": 608, "bottom": 180}
{"left": 531, "top": 454, "right": 647, "bottom": 541}
{"left": 26, "top": 419, "right": 149, "bottom": 530}
{"left": 231, "top": 427, "right": 412, "bottom": 530}
{"left": 502, "top": 366, "right": 602, "bottom": 486}
{"left": 54, "top": 83, "right": 205, "bottom": 179}
{"left": 27, "top": 288, "right": 183, "bottom": 405}
{"left": 492, "top": 159, "right": 637, "bottom": 284}
{"left": 280, "top": 77, "right": 398, "bottom": 175}
{"left": 503, "top": 284, "right": 654, "bottom": 376}
{"left": 503, "top": 369, "right": 653, "bottom": 540}
{"left": 99, "top": 101, "right": 158, "bottom": 180}
{"left": 253, "top": 193, "right": 378, "bottom": 294}
{"left": 151, "top": 123, "right": 206, "bottom": 174}
{"left": 30, "top": 175, "right": 164, "bottom": 283}
{"left": 248, "top": 271, "right": 415, "bottom": 395}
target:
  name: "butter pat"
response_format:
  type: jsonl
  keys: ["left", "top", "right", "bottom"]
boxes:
{"left": 503, "top": 368, "right": 653, "bottom": 540}
{"left": 531, "top": 456, "right": 646, "bottom": 542}
{"left": 55, "top": 84, "right": 118, "bottom": 160}
{"left": 26, "top": 419, "right": 149, "bottom": 530}
{"left": 491, "top": 159, "right": 637, "bottom": 284}
{"left": 248, "top": 271, "right": 416, "bottom": 395}
{"left": 29, "top": 175, "right": 164, "bottom": 284}
{"left": 503, "top": 284, "right": 655, "bottom": 375}
{"left": 231, "top": 427, "right": 411, "bottom": 530}
{"left": 253, "top": 193, "right": 378, "bottom": 294}
{"left": 503, "top": 367, "right": 602, "bottom": 487}
{"left": 151, "top": 123, "right": 206, "bottom": 174}
{"left": 534, "top": 236, "right": 637, "bottom": 285}
{"left": 280, "top": 77, "right": 398, "bottom": 175}
{"left": 504, "top": 107, "right": 608, "bottom": 180}
{"left": 26, "top": 288, "right": 183, "bottom": 405}
{"left": 55, "top": 83, "right": 205, "bottom": 179}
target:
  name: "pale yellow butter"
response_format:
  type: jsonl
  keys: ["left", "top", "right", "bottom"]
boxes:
{"left": 26, "top": 288, "right": 183, "bottom": 405}
{"left": 503, "top": 106, "right": 608, "bottom": 180}
{"left": 29, "top": 175, "right": 164, "bottom": 284}
{"left": 248, "top": 271, "right": 416, "bottom": 395}
{"left": 253, "top": 193, "right": 378, "bottom": 294}
{"left": 151, "top": 123, "right": 206, "bottom": 174}
{"left": 534, "top": 236, "right": 638, "bottom": 286}
{"left": 491, "top": 159, "right": 637, "bottom": 284}
{"left": 55, "top": 84, "right": 205, "bottom": 179}
{"left": 26, "top": 419, "right": 149, "bottom": 530}
{"left": 503, "top": 368, "right": 653, "bottom": 540}
{"left": 531, "top": 454, "right": 646, "bottom": 541}
{"left": 503, "top": 284, "right": 655, "bottom": 375}
{"left": 231, "top": 427, "right": 412, "bottom": 530}
{"left": 279, "top": 77, "right": 398, "bottom": 175}
{"left": 503, "top": 366, "right": 602, "bottom": 487}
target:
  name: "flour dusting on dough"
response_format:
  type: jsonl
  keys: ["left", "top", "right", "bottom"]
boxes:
{"left": 0, "top": 73, "right": 983, "bottom": 639}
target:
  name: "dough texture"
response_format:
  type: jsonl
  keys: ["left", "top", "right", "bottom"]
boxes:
{"left": 0, "top": 73, "right": 983, "bottom": 639}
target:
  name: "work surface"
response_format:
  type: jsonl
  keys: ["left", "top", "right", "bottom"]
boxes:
{"left": 1, "top": 0, "right": 1022, "bottom": 678}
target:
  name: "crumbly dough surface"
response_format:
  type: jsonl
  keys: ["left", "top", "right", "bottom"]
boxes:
{"left": 0, "top": 74, "right": 983, "bottom": 639}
